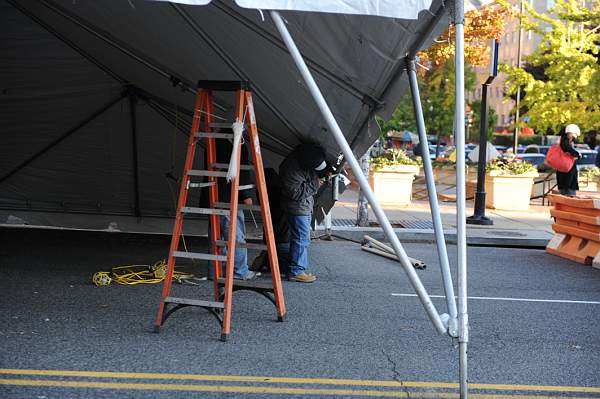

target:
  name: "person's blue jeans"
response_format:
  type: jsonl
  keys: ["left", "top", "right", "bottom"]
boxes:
{"left": 209, "top": 209, "right": 250, "bottom": 279}
{"left": 287, "top": 214, "right": 311, "bottom": 276}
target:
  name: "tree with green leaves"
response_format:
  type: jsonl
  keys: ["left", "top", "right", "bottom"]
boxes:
{"left": 502, "top": 0, "right": 600, "bottom": 135}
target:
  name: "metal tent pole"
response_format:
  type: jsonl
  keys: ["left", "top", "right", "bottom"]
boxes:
{"left": 406, "top": 59, "right": 458, "bottom": 329}
{"left": 454, "top": 0, "right": 469, "bottom": 397}
{"left": 271, "top": 10, "right": 448, "bottom": 335}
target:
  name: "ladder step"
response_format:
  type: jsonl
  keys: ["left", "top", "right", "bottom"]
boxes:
{"left": 215, "top": 240, "right": 268, "bottom": 250}
{"left": 209, "top": 122, "right": 234, "bottom": 129}
{"left": 217, "top": 278, "right": 273, "bottom": 290}
{"left": 239, "top": 184, "right": 255, "bottom": 191}
{"left": 164, "top": 296, "right": 225, "bottom": 309}
{"left": 215, "top": 202, "right": 262, "bottom": 211}
{"left": 189, "top": 182, "right": 215, "bottom": 189}
{"left": 211, "top": 163, "right": 254, "bottom": 171}
{"left": 172, "top": 251, "right": 227, "bottom": 262}
{"left": 187, "top": 170, "right": 228, "bottom": 177}
{"left": 181, "top": 207, "right": 230, "bottom": 216}
{"left": 195, "top": 132, "right": 234, "bottom": 139}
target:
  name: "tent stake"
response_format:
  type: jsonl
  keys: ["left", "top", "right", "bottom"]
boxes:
{"left": 271, "top": 10, "right": 447, "bottom": 335}
{"left": 406, "top": 58, "right": 458, "bottom": 327}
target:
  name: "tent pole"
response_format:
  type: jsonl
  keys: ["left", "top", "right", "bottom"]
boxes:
{"left": 271, "top": 10, "right": 448, "bottom": 335}
{"left": 406, "top": 59, "right": 458, "bottom": 329}
{"left": 128, "top": 89, "right": 142, "bottom": 218}
{"left": 0, "top": 91, "right": 127, "bottom": 185}
{"left": 454, "top": 0, "right": 469, "bottom": 397}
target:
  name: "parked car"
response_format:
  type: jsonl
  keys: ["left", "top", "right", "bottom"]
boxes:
{"left": 494, "top": 145, "right": 508, "bottom": 154}
{"left": 575, "top": 143, "right": 591, "bottom": 150}
{"left": 576, "top": 149, "right": 598, "bottom": 171}
{"left": 538, "top": 145, "right": 551, "bottom": 155}
{"left": 428, "top": 144, "right": 445, "bottom": 159}
{"left": 516, "top": 153, "right": 547, "bottom": 170}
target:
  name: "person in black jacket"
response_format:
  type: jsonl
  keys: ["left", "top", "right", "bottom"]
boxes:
{"left": 278, "top": 144, "right": 328, "bottom": 283}
{"left": 557, "top": 124, "right": 582, "bottom": 196}
{"left": 249, "top": 168, "right": 291, "bottom": 275}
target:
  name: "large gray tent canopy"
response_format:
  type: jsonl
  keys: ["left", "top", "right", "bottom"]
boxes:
{"left": 1, "top": 0, "right": 448, "bottom": 222}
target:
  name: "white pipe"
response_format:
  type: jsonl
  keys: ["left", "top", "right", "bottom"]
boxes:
{"left": 407, "top": 60, "right": 458, "bottom": 323}
{"left": 271, "top": 10, "right": 447, "bottom": 335}
{"left": 454, "top": 0, "right": 469, "bottom": 397}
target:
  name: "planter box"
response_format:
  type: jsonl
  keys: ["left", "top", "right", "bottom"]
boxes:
{"left": 369, "top": 165, "right": 420, "bottom": 206}
{"left": 484, "top": 172, "right": 539, "bottom": 210}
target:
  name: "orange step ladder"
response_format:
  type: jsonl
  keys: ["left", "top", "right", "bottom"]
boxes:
{"left": 154, "top": 80, "right": 286, "bottom": 341}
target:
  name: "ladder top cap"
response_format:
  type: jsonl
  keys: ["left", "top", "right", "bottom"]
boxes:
{"left": 197, "top": 80, "right": 251, "bottom": 91}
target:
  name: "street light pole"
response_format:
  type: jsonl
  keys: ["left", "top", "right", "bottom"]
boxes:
{"left": 467, "top": 40, "right": 499, "bottom": 226}
{"left": 513, "top": 0, "right": 524, "bottom": 153}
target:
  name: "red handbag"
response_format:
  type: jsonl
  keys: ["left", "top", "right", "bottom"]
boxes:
{"left": 546, "top": 144, "right": 576, "bottom": 172}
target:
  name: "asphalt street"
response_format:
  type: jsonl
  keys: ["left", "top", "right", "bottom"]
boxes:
{"left": 1, "top": 228, "right": 599, "bottom": 398}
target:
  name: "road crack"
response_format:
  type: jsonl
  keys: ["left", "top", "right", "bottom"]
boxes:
{"left": 381, "top": 348, "right": 410, "bottom": 398}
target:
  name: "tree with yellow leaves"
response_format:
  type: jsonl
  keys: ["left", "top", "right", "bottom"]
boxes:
{"left": 502, "top": 0, "right": 600, "bottom": 134}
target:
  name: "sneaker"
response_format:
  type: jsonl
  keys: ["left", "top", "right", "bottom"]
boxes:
{"left": 288, "top": 272, "right": 317, "bottom": 283}
{"left": 235, "top": 271, "right": 257, "bottom": 281}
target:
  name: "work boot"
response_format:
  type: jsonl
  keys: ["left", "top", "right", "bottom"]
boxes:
{"left": 288, "top": 272, "right": 316, "bottom": 283}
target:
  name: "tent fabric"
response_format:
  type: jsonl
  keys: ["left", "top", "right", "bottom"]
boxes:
{"left": 0, "top": 0, "right": 449, "bottom": 228}
{"left": 153, "top": 0, "right": 433, "bottom": 19}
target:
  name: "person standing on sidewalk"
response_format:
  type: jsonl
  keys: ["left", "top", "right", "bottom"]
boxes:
{"left": 556, "top": 123, "right": 582, "bottom": 197}
{"left": 279, "top": 143, "right": 328, "bottom": 283}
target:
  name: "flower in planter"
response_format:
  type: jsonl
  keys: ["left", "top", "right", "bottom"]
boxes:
{"left": 485, "top": 155, "right": 537, "bottom": 176}
{"left": 371, "top": 149, "right": 421, "bottom": 171}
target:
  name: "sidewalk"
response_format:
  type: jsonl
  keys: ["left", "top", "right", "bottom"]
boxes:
{"left": 326, "top": 187, "right": 554, "bottom": 247}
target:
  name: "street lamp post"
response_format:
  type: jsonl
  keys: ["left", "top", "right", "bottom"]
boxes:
{"left": 467, "top": 40, "right": 499, "bottom": 226}
{"left": 513, "top": 0, "right": 524, "bottom": 153}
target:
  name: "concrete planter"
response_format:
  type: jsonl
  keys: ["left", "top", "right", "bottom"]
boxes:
{"left": 369, "top": 164, "right": 419, "bottom": 206}
{"left": 484, "top": 171, "right": 539, "bottom": 210}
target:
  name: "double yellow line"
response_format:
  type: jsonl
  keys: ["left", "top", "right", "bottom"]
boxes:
{"left": 1, "top": 368, "right": 599, "bottom": 398}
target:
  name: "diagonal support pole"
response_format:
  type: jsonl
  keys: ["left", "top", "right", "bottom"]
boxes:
{"left": 271, "top": 10, "right": 448, "bottom": 335}
{"left": 0, "top": 91, "right": 127, "bottom": 185}
{"left": 406, "top": 58, "right": 458, "bottom": 330}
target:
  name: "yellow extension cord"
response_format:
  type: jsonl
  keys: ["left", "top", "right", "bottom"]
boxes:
{"left": 92, "top": 260, "right": 194, "bottom": 287}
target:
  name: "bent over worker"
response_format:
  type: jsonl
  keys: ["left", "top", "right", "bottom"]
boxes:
{"left": 279, "top": 143, "right": 328, "bottom": 283}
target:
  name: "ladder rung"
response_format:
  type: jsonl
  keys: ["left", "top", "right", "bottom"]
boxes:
{"left": 215, "top": 240, "right": 268, "bottom": 250}
{"left": 215, "top": 202, "right": 262, "bottom": 211}
{"left": 211, "top": 163, "right": 254, "bottom": 171}
{"left": 181, "top": 207, "right": 230, "bottom": 216}
{"left": 195, "top": 132, "right": 234, "bottom": 139}
{"left": 164, "top": 296, "right": 224, "bottom": 309}
{"left": 238, "top": 184, "right": 255, "bottom": 191}
{"left": 171, "top": 251, "right": 227, "bottom": 262}
{"left": 189, "top": 182, "right": 215, "bottom": 189}
{"left": 217, "top": 278, "right": 273, "bottom": 290}
{"left": 209, "top": 122, "right": 233, "bottom": 129}
{"left": 187, "top": 170, "right": 228, "bottom": 177}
